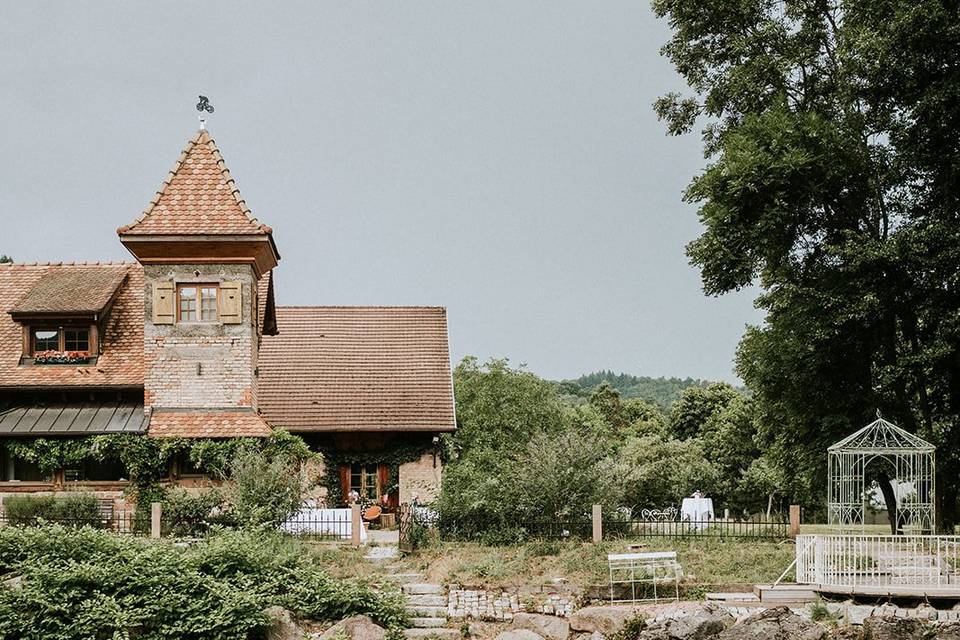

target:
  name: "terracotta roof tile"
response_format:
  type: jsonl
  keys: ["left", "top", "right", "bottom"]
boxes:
{"left": 0, "top": 263, "right": 144, "bottom": 388}
{"left": 257, "top": 307, "right": 456, "bottom": 432}
{"left": 117, "top": 129, "right": 271, "bottom": 236}
{"left": 11, "top": 266, "right": 129, "bottom": 315}
{"left": 148, "top": 409, "right": 271, "bottom": 438}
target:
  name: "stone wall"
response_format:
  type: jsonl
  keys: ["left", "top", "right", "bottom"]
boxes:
{"left": 142, "top": 264, "right": 259, "bottom": 410}
{"left": 399, "top": 452, "right": 442, "bottom": 504}
{"left": 447, "top": 588, "right": 575, "bottom": 621}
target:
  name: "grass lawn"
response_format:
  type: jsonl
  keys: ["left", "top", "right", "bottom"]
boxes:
{"left": 387, "top": 538, "right": 796, "bottom": 592}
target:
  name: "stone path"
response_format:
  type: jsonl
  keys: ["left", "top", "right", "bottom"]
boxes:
{"left": 364, "top": 545, "right": 457, "bottom": 639}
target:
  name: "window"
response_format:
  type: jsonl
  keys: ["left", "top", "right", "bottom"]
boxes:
{"left": 0, "top": 447, "right": 51, "bottom": 482}
{"left": 31, "top": 327, "right": 90, "bottom": 355}
{"left": 178, "top": 285, "right": 219, "bottom": 323}
{"left": 350, "top": 463, "right": 380, "bottom": 501}
{"left": 64, "top": 329, "right": 89, "bottom": 351}
{"left": 65, "top": 458, "right": 128, "bottom": 482}
{"left": 32, "top": 329, "right": 59, "bottom": 352}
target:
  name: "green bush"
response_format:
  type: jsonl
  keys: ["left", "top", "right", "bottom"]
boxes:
{"left": 163, "top": 488, "right": 234, "bottom": 537}
{"left": 0, "top": 525, "right": 407, "bottom": 640}
{"left": 2, "top": 493, "right": 103, "bottom": 528}
{"left": 222, "top": 448, "right": 303, "bottom": 528}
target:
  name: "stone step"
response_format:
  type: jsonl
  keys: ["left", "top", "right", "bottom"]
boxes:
{"left": 364, "top": 547, "right": 400, "bottom": 561}
{"left": 410, "top": 617, "right": 447, "bottom": 628}
{"left": 405, "top": 606, "right": 447, "bottom": 618}
{"left": 403, "top": 629, "right": 460, "bottom": 640}
{"left": 383, "top": 573, "right": 425, "bottom": 582}
{"left": 405, "top": 594, "right": 446, "bottom": 607}
{"left": 403, "top": 583, "right": 444, "bottom": 595}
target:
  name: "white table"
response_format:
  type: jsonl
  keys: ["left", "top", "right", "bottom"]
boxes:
{"left": 279, "top": 508, "right": 368, "bottom": 542}
{"left": 681, "top": 497, "right": 714, "bottom": 530}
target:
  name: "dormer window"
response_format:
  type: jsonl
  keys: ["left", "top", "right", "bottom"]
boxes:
{"left": 177, "top": 284, "right": 219, "bottom": 323}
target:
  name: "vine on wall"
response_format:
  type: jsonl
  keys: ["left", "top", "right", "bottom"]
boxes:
{"left": 319, "top": 442, "right": 436, "bottom": 506}
{"left": 1, "top": 429, "right": 315, "bottom": 509}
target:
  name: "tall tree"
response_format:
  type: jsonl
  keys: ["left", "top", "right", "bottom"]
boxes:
{"left": 654, "top": 0, "right": 960, "bottom": 529}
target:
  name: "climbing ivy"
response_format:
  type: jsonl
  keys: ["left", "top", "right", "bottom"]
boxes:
{"left": 1, "top": 430, "right": 315, "bottom": 506}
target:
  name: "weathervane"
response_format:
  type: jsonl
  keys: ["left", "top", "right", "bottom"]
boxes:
{"left": 196, "top": 95, "right": 215, "bottom": 129}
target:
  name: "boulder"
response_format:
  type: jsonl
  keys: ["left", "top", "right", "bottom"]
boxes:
{"left": 570, "top": 606, "right": 643, "bottom": 636}
{"left": 320, "top": 616, "right": 387, "bottom": 640}
{"left": 495, "top": 630, "right": 545, "bottom": 640}
{"left": 642, "top": 605, "right": 733, "bottom": 640}
{"left": 862, "top": 616, "right": 927, "bottom": 640}
{"left": 717, "top": 607, "right": 827, "bottom": 640}
{"left": 265, "top": 606, "right": 305, "bottom": 640}
{"left": 513, "top": 613, "right": 570, "bottom": 640}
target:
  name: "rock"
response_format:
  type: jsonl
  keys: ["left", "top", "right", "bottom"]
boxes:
{"left": 935, "top": 623, "right": 960, "bottom": 640}
{"left": 570, "top": 607, "right": 643, "bottom": 636}
{"left": 717, "top": 607, "right": 827, "bottom": 640}
{"left": 265, "top": 606, "right": 305, "bottom": 640}
{"left": 513, "top": 613, "right": 571, "bottom": 640}
{"left": 495, "top": 630, "right": 545, "bottom": 640}
{"left": 643, "top": 605, "right": 733, "bottom": 640}
{"left": 402, "top": 630, "right": 460, "bottom": 640}
{"left": 2, "top": 575, "right": 23, "bottom": 590}
{"left": 862, "top": 616, "right": 927, "bottom": 640}
{"left": 320, "top": 616, "right": 387, "bottom": 640}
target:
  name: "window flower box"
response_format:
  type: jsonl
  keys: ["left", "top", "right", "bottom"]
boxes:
{"left": 33, "top": 350, "right": 92, "bottom": 365}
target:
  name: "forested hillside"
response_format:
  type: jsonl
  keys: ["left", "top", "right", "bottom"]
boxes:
{"left": 560, "top": 371, "right": 715, "bottom": 408}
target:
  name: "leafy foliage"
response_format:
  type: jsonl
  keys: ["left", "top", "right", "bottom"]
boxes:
{"left": 2, "top": 494, "right": 102, "bottom": 528}
{"left": 654, "top": 0, "right": 960, "bottom": 526}
{"left": 221, "top": 447, "right": 303, "bottom": 527}
{"left": 0, "top": 525, "right": 407, "bottom": 640}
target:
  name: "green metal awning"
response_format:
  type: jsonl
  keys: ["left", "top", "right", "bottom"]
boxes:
{"left": 0, "top": 402, "right": 148, "bottom": 436}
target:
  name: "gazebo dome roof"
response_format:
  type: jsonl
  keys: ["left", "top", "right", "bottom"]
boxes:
{"left": 828, "top": 417, "right": 935, "bottom": 453}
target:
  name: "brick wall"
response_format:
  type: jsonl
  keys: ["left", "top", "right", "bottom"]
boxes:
{"left": 399, "top": 452, "right": 442, "bottom": 503}
{"left": 143, "top": 264, "right": 259, "bottom": 410}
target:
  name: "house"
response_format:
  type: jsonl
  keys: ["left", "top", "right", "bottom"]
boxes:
{"left": 0, "top": 127, "right": 455, "bottom": 511}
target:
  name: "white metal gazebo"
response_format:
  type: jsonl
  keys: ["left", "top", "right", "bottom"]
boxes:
{"left": 827, "top": 415, "right": 936, "bottom": 533}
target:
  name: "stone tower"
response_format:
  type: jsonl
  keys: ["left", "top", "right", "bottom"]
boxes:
{"left": 118, "top": 129, "right": 279, "bottom": 437}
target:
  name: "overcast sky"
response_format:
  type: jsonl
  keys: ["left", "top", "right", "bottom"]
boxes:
{"left": 0, "top": 2, "right": 762, "bottom": 382}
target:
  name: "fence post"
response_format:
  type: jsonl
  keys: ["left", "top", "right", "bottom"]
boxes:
{"left": 592, "top": 504, "right": 602, "bottom": 543}
{"left": 150, "top": 502, "right": 162, "bottom": 539}
{"left": 789, "top": 504, "right": 801, "bottom": 538}
{"left": 351, "top": 504, "right": 362, "bottom": 546}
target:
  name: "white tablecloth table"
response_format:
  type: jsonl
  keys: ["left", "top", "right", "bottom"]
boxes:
{"left": 279, "top": 508, "right": 368, "bottom": 542}
{"left": 681, "top": 498, "right": 714, "bottom": 530}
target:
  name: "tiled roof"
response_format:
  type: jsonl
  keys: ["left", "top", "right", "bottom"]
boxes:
{"left": 0, "top": 263, "right": 144, "bottom": 388}
{"left": 148, "top": 409, "right": 272, "bottom": 438}
{"left": 257, "top": 307, "right": 456, "bottom": 432}
{"left": 117, "top": 129, "right": 272, "bottom": 236}
{"left": 10, "top": 266, "right": 129, "bottom": 315}
{"left": 257, "top": 271, "right": 277, "bottom": 336}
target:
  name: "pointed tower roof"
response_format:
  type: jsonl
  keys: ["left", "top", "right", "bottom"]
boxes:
{"left": 118, "top": 129, "right": 271, "bottom": 236}
{"left": 118, "top": 129, "right": 279, "bottom": 276}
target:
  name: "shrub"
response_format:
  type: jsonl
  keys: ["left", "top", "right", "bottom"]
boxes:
{"left": 163, "top": 488, "right": 234, "bottom": 537}
{"left": 2, "top": 493, "right": 103, "bottom": 528}
{"left": 222, "top": 448, "right": 303, "bottom": 528}
{"left": 0, "top": 525, "right": 408, "bottom": 640}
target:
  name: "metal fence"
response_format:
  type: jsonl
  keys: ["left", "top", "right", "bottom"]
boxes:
{"left": 604, "top": 517, "right": 790, "bottom": 540}
{"left": 0, "top": 508, "right": 149, "bottom": 535}
{"left": 796, "top": 534, "right": 960, "bottom": 588}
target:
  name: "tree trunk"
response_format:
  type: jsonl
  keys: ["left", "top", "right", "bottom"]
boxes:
{"left": 767, "top": 493, "right": 774, "bottom": 518}
{"left": 876, "top": 471, "right": 900, "bottom": 535}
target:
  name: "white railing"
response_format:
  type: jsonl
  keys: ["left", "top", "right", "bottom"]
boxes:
{"left": 796, "top": 534, "right": 960, "bottom": 588}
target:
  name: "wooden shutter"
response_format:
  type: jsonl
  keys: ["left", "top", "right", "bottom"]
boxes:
{"left": 220, "top": 282, "right": 242, "bottom": 324}
{"left": 152, "top": 282, "right": 174, "bottom": 324}
{"left": 339, "top": 466, "right": 351, "bottom": 505}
